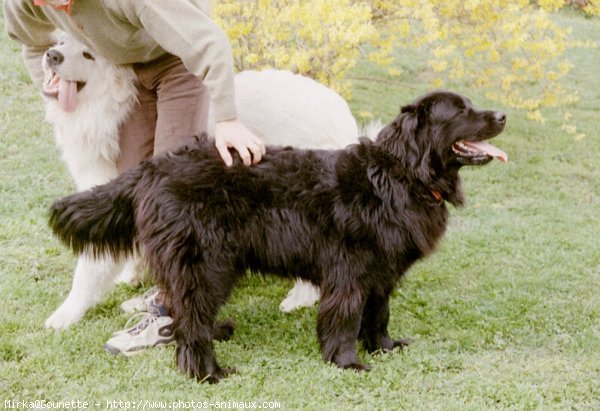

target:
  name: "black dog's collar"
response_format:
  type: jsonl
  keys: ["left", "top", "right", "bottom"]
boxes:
{"left": 431, "top": 190, "right": 444, "bottom": 204}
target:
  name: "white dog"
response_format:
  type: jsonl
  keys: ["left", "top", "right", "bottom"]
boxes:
{"left": 41, "top": 34, "right": 362, "bottom": 329}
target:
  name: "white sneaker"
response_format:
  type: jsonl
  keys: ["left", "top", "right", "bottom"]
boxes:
{"left": 120, "top": 287, "right": 159, "bottom": 313}
{"left": 104, "top": 309, "right": 174, "bottom": 356}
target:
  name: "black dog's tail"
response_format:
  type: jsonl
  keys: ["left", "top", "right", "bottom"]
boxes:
{"left": 49, "top": 167, "right": 144, "bottom": 258}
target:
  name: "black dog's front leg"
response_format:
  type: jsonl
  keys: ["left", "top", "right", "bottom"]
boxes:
{"left": 174, "top": 305, "right": 236, "bottom": 383}
{"left": 169, "top": 285, "right": 234, "bottom": 383}
{"left": 317, "top": 283, "right": 370, "bottom": 371}
{"left": 176, "top": 318, "right": 235, "bottom": 381}
{"left": 359, "top": 291, "right": 410, "bottom": 354}
{"left": 152, "top": 246, "right": 238, "bottom": 383}
{"left": 176, "top": 339, "right": 234, "bottom": 384}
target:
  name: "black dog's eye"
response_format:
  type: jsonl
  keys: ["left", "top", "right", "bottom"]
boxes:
{"left": 82, "top": 52, "right": 95, "bottom": 61}
{"left": 456, "top": 104, "right": 467, "bottom": 115}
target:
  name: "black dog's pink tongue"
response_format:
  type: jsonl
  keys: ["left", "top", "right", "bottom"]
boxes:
{"left": 464, "top": 141, "right": 508, "bottom": 163}
{"left": 58, "top": 78, "right": 78, "bottom": 112}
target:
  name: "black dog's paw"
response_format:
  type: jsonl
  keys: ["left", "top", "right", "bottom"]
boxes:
{"left": 331, "top": 349, "right": 371, "bottom": 372}
{"left": 392, "top": 337, "right": 411, "bottom": 349}
{"left": 342, "top": 362, "right": 372, "bottom": 372}
{"left": 214, "top": 319, "right": 236, "bottom": 342}
{"left": 176, "top": 342, "right": 233, "bottom": 383}
{"left": 203, "top": 367, "right": 237, "bottom": 384}
{"left": 365, "top": 335, "right": 412, "bottom": 354}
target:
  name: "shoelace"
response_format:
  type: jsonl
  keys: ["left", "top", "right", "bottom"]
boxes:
{"left": 115, "top": 306, "right": 162, "bottom": 336}
{"left": 140, "top": 286, "right": 159, "bottom": 300}
{"left": 121, "top": 287, "right": 159, "bottom": 312}
{"left": 135, "top": 287, "right": 160, "bottom": 308}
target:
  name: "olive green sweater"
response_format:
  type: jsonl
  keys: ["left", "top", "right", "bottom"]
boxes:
{"left": 4, "top": 0, "right": 237, "bottom": 121}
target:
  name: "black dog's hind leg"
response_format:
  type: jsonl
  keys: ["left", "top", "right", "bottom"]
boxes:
{"left": 317, "top": 281, "right": 370, "bottom": 371}
{"left": 359, "top": 290, "right": 410, "bottom": 354}
{"left": 213, "top": 318, "right": 236, "bottom": 342}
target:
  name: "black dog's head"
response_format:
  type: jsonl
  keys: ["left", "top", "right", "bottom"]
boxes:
{"left": 376, "top": 91, "right": 507, "bottom": 185}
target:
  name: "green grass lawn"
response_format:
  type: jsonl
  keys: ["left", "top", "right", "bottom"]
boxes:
{"left": 1, "top": 11, "right": 599, "bottom": 410}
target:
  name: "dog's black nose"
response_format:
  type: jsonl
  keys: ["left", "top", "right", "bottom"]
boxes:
{"left": 46, "top": 49, "right": 64, "bottom": 67}
{"left": 494, "top": 112, "right": 507, "bottom": 123}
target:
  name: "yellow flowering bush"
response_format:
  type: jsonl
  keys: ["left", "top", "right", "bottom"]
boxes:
{"left": 213, "top": 0, "right": 379, "bottom": 97}
{"left": 214, "top": 0, "right": 596, "bottom": 125}
{"left": 372, "top": 0, "right": 584, "bottom": 123}
{"left": 583, "top": 1, "right": 600, "bottom": 16}
{"left": 565, "top": 0, "right": 600, "bottom": 16}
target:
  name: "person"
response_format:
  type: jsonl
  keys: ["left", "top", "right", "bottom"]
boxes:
{"left": 4, "top": 0, "right": 266, "bottom": 355}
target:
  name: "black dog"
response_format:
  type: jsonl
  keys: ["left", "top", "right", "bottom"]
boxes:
{"left": 49, "top": 91, "right": 507, "bottom": 383}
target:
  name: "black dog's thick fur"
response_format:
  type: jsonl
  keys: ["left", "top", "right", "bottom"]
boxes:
{"left": 49, "top": 91, "right": 506, "bottom": 382}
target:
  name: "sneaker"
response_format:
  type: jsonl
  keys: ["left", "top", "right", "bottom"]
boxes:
{"left": 120, "top": 286, "right": 159, "bottom": 313}
{"left": 104, "top": 307, "right": 174, "bottom": 357}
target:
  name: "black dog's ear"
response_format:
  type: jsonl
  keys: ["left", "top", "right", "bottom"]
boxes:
{"left": 377, "top": 108, "right": 418, "bottom": 161}
{"left": 377, "top": 106, "right": 419, "bottom": 159}
{"left": 377, "top": 106, "right": 432, "bottom": 183}
{"left": 400, "top": 104, "right": 416, "bottom": 114}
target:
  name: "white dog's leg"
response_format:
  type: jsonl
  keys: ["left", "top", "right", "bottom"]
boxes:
{"left": 279, "top": 279, "right": 321, "bottom": 312}
{"left": 115, "top": 258, "right": 138, "bottom": 285}
{"left": 45, "top": 253, "right": 125, "bottom": 330}
{"left": 115, "top": 252, "right": 146, "bottom": 285}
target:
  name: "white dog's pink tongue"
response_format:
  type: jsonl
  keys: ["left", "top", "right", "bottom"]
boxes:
{"left": 58, "top": 78, "right": 78, "bottom": 112}
{"left": 464, "top": 141, "right": 508, "bottom": 163}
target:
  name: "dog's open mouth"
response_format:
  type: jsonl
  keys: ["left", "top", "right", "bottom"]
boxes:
{"left": 42, "top": 71, "right": 86, "bottom": 113}
{"left": 452, "top": 140, "right": 508, "bottom": 164}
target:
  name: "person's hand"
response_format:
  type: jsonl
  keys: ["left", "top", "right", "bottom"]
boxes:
{"left": 214, "top": 119, "right": 266, "bottom": 167}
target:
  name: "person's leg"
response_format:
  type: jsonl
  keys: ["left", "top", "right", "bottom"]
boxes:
{"left": 143, "top": 53, "right": 210, "bottom": 309}
{"left": 151, "top": 54, "right": 210, "bottom": 311}
{"left": 115, "top": 64, "right": 157, "bottom": 174}
{"left": 107, "top": 55, "right": 210, "bottom": 356}
{"left": 117, "top": 54, "right": 210, "bottom": 170}
{"left": 108, "top": 64, "right": 165, "bottom": 355}
{"left": 153, "top": 54, "right": 210, "bottom": 155}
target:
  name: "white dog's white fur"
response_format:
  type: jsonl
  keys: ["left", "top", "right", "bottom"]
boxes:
{"left": 42, "top": 34, "right": 361, "bottom": 329}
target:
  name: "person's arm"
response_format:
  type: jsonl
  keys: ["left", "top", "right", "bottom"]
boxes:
{"left": 4, "top": 0, "right": 58, "bottom": 88}
{"left": 133, "top": 1, "right": 265, "bottom": 164}
{"left": 214, "top": 119, "right": 265, "bottom": 166}
{"left": 134, "top": 1, "right": 236, "bottom": 122}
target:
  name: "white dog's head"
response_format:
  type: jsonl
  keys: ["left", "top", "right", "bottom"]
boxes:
{"left": 42, "top": 33, "right": 135, "bottom": 113}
